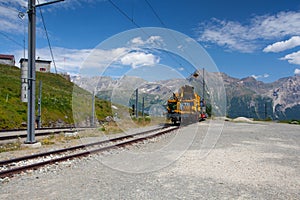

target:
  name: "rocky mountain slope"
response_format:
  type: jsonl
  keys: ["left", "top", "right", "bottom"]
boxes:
{"left": 73, "top": 72, "right": 300, "bottom": 120}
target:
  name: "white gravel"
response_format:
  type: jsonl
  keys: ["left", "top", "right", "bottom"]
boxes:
{"left": 0, "top": 120, "right": 299, "bottom": 199}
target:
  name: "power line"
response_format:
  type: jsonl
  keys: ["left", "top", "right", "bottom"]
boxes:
{"left": 37, "top": 0, "right": 57, "bottom": 74}
{"left": 108, "top": 0, "right": 188, "bottom": 73}
{"left": 144, "top": 0, "right": 166, "bottom": 27}
{"left": 108, "top": 0, "right": 141, "bottom": 28}
{"left": 0, "top": 4, "right": 20, "bottom": 13}
{"left": 144, "top": 0, "right": 198, "bottom": 76}
{"left": 0, "top": 31, "right": 23, "bottom": 47}
{"left": 109, "top": 0, "right": 196, "bottom": 78}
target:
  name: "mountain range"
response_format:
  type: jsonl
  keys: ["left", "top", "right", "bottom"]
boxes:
{"left": 73, "top": 71, "right": 300, "bottom": 120}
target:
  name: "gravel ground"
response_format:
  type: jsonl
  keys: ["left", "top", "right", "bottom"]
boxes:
{"left": 0, "top": 120, "right": 299, "bottom": 199}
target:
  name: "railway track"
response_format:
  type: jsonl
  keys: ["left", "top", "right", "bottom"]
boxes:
{"left": 0, "top": 125, "right": 178, "bottom": 178}
{"left": 0, "top": 126, "right": 76, "bottom": 133}
{"left": 0, "top": 127, "right": 89, "bottom": 141}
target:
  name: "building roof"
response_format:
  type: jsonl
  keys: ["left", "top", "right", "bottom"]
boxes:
{"left": 19, "top": 58, "right": 51, "bottom": 64}
{"left": 0, "top": 54, "right": 15, "bottom": 60}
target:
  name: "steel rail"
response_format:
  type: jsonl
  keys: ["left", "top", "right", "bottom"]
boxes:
{"left": 0, "top": 126, "right": 165, "bottom": 166}
{"left": 0, "top": 130, "right": 77, "bottom": 141}
{"left": 0, "top": 125, "right": 178, "bottom": 178}
{"left": 0, "top": 126, "right": 77, "bottom": 133}
{"left": 0, "top": 127, "right": 95, "bottom": 141}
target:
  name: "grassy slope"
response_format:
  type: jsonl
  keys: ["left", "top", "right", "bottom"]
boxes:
{"left": 0, "top": 64, "right": 112, "bottom": 129}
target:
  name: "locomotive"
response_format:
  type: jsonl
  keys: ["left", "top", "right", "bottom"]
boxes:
{"left": 166, "top": 85, "right": 206, "bottom": 125}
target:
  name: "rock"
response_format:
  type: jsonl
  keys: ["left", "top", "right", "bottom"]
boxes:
{"left": 21, "top": 142, "right": 42, "bottom": 148}
{"left": 64, "top": 131, "right": 78, "bottom": 137}
{"left": 232, "top": 117, "right": 254, "bottom": 123}
{"left": 0, "top": 177, "right": 10, "bottom": 183}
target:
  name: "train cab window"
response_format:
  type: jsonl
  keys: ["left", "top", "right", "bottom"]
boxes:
{"left": 168, "top": 102, "right": 177, "bottom": 111}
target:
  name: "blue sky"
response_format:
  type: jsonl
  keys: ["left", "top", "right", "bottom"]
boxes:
{"left": 1, "top": 0, "right": 300, "bottom": 82}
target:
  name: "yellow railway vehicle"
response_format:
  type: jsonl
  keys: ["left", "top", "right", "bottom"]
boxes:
{"left": 167, "top": 85, "right": 206, "bottom": 125}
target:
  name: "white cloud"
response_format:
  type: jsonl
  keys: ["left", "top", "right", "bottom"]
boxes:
{"left": 0, "top": 3, "right": 26, "bottom": 34}
{"left": 263, "top": 36, "right": 300, "bottom": 53}
{"left": 11, "top": 36, "right": 162, "bottom": 75}
{"left": 251, "top": 73, "right": 269, "bottom": 80}
{"left": 280, "top": 50, "right": 300, "bottom": 65}
{"left": 147, "top": 36, "right": 164, "bottom": 46}
{"left": 120, "top": 51, "right": 159, "bottom": 68}
{"left": 13, "top": 47, "right": 91, "bottom": 74}
{"left": 0, "top": 0, "right": 26, "bottom": 7}
{"left": 0, "top": 0, "right": 105, "bottom": 35}
{"left": 129, "top": 36, "right": 164, "bottom": 48}
{"left": 294, "top": 68, "right": 300, "bottom": 75}
{"left": 197, "top": 11, "right": 300, "bottom": 52}
{"left": 131, "top": 37, "right": 145, "bottom": 46}
{"left": 13, "top": 46, "right": 130, "bottom": 75}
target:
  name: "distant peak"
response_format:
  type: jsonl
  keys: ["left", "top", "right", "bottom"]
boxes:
{"left": 241, "top": 76, "right": 257, "bottom": 82}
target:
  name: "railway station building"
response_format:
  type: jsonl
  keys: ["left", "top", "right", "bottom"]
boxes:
{"left": 0, "top": 54, "right": 15, "bottom": 66}
{"left": 19, "top": 58, "right": 51, "bottom": 73}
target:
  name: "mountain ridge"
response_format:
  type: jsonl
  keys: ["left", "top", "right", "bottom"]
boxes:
{"left": 73, "top": 72, "right": 300, "bottom": 120}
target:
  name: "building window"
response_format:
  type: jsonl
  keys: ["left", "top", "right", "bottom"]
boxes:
{"left": 40, "top": 67, "right": 46, "bottom": 72}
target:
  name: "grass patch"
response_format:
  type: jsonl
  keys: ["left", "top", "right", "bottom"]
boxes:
{"left": 0, "top": 64, "right": 112, "bottom": 129}
{"left": 40, "top": 133, "right": 80, "bottom": 145}
{"left": 101, "top": 122, "right": 123, "bottom": 134}
{"left": 132, "top": 116, "right": 152, "bottom": 126}
{"left": 0, "top": 139, "right": 22, "bottom": 153}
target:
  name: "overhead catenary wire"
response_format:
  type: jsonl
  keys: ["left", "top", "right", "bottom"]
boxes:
{"left": 0, "top": 4, "right": 20, "bottom": 13}
{"left": 0, "top": 31, "right": 23, "bottom": 48}
{"left": 108, "top": 0, "right": 198, "bottom": 79}
{"left": 144, "top": 0, "right": 167, "bottom": 27}
{"left": 108, "top": 0, "right": 141, "bottom": 28}
{"left": 0, "top": 4, "right": 26, "bottom": 49}
{"left": 108, "top": 0, "right": 184, "bottom": 67}
{"left": 37, "top": 0, "right": 57, "bottom": 74}
{"left": 144, "top": 0, "right": 199, "bottom": 76}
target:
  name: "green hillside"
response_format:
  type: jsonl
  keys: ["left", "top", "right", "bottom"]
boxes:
{"left": 0, "top": 64, "right": 112, "bottom": 129}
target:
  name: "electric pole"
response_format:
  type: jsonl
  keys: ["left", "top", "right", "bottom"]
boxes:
{"left": 135, "top": 88, "right": 138, "bottom": 118}
{"left": 202, "top": 68, "right": 205, "bottom": 100}
{"left": 37, "top": 80, "right": 42, "bottom": 129}
{"left": 265, "top": 102, "right": 267, "bottom": 120}
{"left": 26, "top": 0, "right": 36, "bottom": 143}
{"left": 142, "top": 96, "right": 145, "bottom": 117}
{"left": 91, "top": 91, "right": 95, "bottom": 127}
{"left": 25, "top": 0, "right": 64, "bottom": 144}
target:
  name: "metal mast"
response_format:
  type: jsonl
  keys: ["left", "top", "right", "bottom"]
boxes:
{"left": 91, "top": 91, "right": 95, "bottom": 127}
{"left": 135, "top": 89, "right": 138, "bottom": 118}
{"left": 26, "top": 0, "right": 36, "bottom": 143}
{"left": 37, "top": 80, "right": 42, "bottom": 129}
{"left": 142, "top": 97, "right": 145, "bottom": 117}
{"left": 25, "top": 0, "right": 64, "bottom": 144}
{"left": 202, "top": 68, "right": 205, "bottom": 100}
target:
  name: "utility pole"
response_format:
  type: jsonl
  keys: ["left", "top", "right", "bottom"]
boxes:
{"left": 91, "top": 91, "right": 95, "bottom": 127}
{"left": 135, "top": 88, "right": 138, "bottom": 118}
{"left": 202, "top": 68, "right": 205, "bottom": 100}
{"left": 26, "top": 0, "right": 36, "bottom": 143}
{"left": 25, "top": 0, "right": 64, "bottom": 144}
{"left": 264, "top": 102, "right": 267, "bottom": 120}
{"left": 142, "top": 97, "right": 145, "bottom": 117}
{"left": 37, "top": 80, "right": 42, "bottom": 129}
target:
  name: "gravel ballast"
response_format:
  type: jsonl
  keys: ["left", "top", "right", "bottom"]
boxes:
{"left": 0, "top": 120, "right": 299, "bottom": 199}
